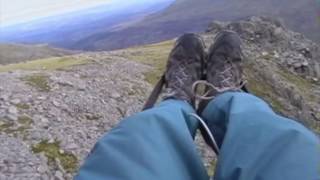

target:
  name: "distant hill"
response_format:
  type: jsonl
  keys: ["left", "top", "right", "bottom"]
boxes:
{"left": 0, "top": 0, "right": 174, "bottom": 50}
{"left": 1, "top": 0, "right": 319, "bottom": 51}
{"left": 71, "top": 0, "right": 320, "bottom": 50}
{"left": 0, "top": 43, "right": 74, "bottom": 65}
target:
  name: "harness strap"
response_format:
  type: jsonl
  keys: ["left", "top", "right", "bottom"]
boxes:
{"left": 142, "top": 74, "right": 166, "bottom": 110}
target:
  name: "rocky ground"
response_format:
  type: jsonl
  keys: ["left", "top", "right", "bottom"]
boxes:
{"left": 0, "top": 52, "right": 215, "bottom": 180}
{"left": 204, "top": 16, "right": 320, "bottom": 129}
{"left": 0, "top": 16, "right": 319, "bottom": 180}
{"left": 0, "top": 55, "right": 156, "bottom": 179}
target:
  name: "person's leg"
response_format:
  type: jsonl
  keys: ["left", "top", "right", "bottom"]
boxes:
{"left": 75, "top": 33, "right": 208, "bottom": 180}
{"left": 201, "top": 92, "right": 320, "bottom": 180}
{"left": 75, "top": 100, "right": 208, "bottom": 180}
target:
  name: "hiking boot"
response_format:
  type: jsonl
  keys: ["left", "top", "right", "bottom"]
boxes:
{"left": 162, "top": 33, "right": 206, "bottom": 106}
{"left": 197, "top": 30, "right": 245, "bottom": 112}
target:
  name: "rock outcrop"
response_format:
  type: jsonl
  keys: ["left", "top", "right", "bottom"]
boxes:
{"left": 205, "top": 16, "right": 320, "bottom": 128}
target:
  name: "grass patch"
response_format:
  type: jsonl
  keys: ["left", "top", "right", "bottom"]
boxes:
{"left": 310, "top": 122, "right": 320, "bottom": 134}
{"left": 22, "top": 73, "right": 51, "bottom": 92}
{"left": 0, "top": 121, "right": 14, "bottom": 132}
{"left": 123, "top": 40, "right": 174, "bottom": 85}
{"left": 18, "top": 115, "right": 33, "bottom": 125}
{"left": 0, "top": 116, "right": 33, "bottom": 135}
{"left": 277, "top": 68, "right": 317, "bottom": 103}
{"left": 278, "top": 68, "right": 313, "bottom": 91}
{"left": 313, "top": 126, "right": 320, "bottom": 134}
{"left": 32, "top": 140, "right": 78, "bottom": 173}
{"left": 15, "top": 103, "right": 30, "bottom": 110}
{"left": 244, "top": 65, "right": 286, "bottom": 113}
{"left": 246, "top": 77, "right": 285, "bottom": 112}
{"left": 0, "top": 56, "right": 88, "bottom": 72}
{"left": 85, "top": 113, "right": 102, "bottom": 121}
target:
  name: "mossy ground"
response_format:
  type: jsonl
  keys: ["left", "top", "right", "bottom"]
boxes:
{"left": 15, "top": 103, "right": 30, "bottom": 110}
{"left": 278, "top": 68, "right": 313, "bottom": 92}
{"left": 123, "top": 40, "right": 174, "bottom": 85}
{"left": 277, "top": 67, "right": 318, "bottom": 103}
{"left": 32, "top": 140, "right": 78, "bottom": 173}
{"left": 0, "top": 56, "right": 88, "bottom": 72}
{"left": 245, "top": 76, "right": 285, "bottom": 112}
{"left": 18, "top": 115, "right": 33, "bottom": 125}
{"left": 0, "top": 115, "right": 33, "bottom": 136}
{"left": 22, "top": 73, "right": 51, "bottom": 92}
{"left": 0, "top": 121, "right": 14, "bottom": 133}
{"left": 310, "top": 120, "right": 320, "bottom": 134}
{"left": 244, "top": 62, "right": 286, "bottom": 113}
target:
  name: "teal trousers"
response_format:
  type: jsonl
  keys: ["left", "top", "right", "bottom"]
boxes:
{"left": 75, "top": 92, "right": 320, "bottom": 180}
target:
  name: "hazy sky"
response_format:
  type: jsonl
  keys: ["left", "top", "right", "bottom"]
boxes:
{"left": 0, "top": 0, "right": 114, "bottom": 27}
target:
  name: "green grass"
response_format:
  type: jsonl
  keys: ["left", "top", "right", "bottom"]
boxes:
{"left": 278, "top": 68, "right": 313, "bottom": 91}
{"left": 313, "top": 126, "right": 320, "bottom": 134}
{"left": 123, "top": 40, "right": 174, "bottom": 85}
{"left": 0, "top": 121, "right": 14, "bottom": 133}
{"left": 0, "top": 116, "right": 33, "bottom": 136}
{"left": 22, "top": 73, "right": 51, "bottom": 92}
{"left": 310, "top": 120, "right": 320, "bottom": 134}
{"left": 85, "top": 114, "right": 102, "bottom": 121}
{"left": 18, "top": 115, "right": 33, "bottom": 126}
{"left": 0, "top": 56, "right": 88, "bottom": 72}
{"left": 244, "top": 65, "right": 286, "bottom": 113}
{"left": 15, "top": 103, "right": 30, "bottom": 110}
{"left": 277, "top": 67, "right": 318, "bottom": 103}
{"left": 246, "top": 77, "right": 285, "bottom": 112}
{"left": 32, "top": 140, "right": 78, "bottom": 173}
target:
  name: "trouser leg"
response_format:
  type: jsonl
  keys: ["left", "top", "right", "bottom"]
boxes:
{"left": 202, "top": 92, "right": 320, "bottom": 180}
{"left": 75, "top": 100, "right": 209, "bottom": 180}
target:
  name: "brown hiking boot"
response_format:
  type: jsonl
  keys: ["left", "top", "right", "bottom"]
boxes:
{"left": 197, "top": 30, "right": 245, "bottom": 112}
{"left": 162, "top": 33, "right": 206, "bottom": 106}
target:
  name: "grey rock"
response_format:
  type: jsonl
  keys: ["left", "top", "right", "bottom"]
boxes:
{"left": 0, "top": 94, "right": 10, "bottom": 101}
{"left": 31, "top": 132, "right": 42, "bottom": 141}
{"left": 48, "top": 139, "right": 55, "bottom": 144}
{"left": 37, "top": 96, "right": 47, "bottom": 101}
{"left": 52, "top": 101, "right": 60, "bottom": 107}
{"left": 40, "top": 174, "right": 49, "bottom": 180}
{"left": 302, "top": 61, "right": 309, "bottom": 67}
{"left": 111, "top": 92, "right": 121, "bottom": 99}
{"left": 8, "top": 106, "right": 18, "bottom": 115}
{"left": 262, "top": 51, "right": 269, "bottom": 56}
{"left": 41, "top": 117, "right": 49, "bottom": 124}
{"left": 5, "top": 114, "right": 18, "bottom": 121}
{"left": 0, "top": 174, "right": 6, "bottom": 180}
{"left": 54, "top": 171, "right": 64, "bottom": 180}
{"left": 10, "top": 99, "right": 21, "bottom": 105}
{"left": 65, "top": 143, "right": 78, "bottom": 150}
{"left": 59, "top": 149, "right": 65, "bottom": 154}
{"left": 37, "top": 166, "right": 47, "bottom": 173}
{"left": 293, "top": 62, "right": 302, "bottom": 68}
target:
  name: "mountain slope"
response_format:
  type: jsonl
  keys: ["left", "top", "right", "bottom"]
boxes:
{"left": 0, "top": 0, "right": 174, "bottom": 49}
{"left": 0, "top": 43, "right": 75, "bottom": 65}
{"left": 73, "top": 0, "right": 320, "bottom": 50}
{"left": 0, "top": 17, "right": 319, "bottom": 180}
